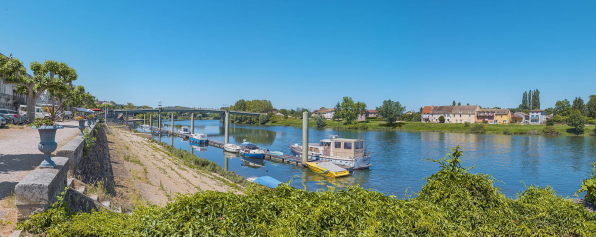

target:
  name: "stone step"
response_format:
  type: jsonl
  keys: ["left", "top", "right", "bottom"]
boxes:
{"left": 101, "top": 200, "right": 111, "bottom": 208}
{"left": 89, "top": 194, "right": 98, "bottom": 201}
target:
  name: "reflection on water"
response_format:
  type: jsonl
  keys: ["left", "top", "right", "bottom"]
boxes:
{"left": 137, "top": 120, "right": 596, "bottom": 197}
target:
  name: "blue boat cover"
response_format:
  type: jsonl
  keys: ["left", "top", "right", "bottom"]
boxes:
{"left": 254, "top": 176, "right": 282, "bottom": 189}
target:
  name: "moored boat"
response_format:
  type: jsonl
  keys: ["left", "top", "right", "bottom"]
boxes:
{"left": 223, "top": 143, "right": 241, "bottom": 153}
{"left": 189, "top": 133, "right": 208, "bottom": 144}
{"left": 247, "top": 176, "right": 282, "bottom": 189}
{"left": 290, "top": 136, "right": 371, "bottom": 170}
{"left": 306, "top": 161, "right": 349, "bottom": 178}
{"left": 178, "top": 126, "right": 190, "bottom": 134}
{"left": 240, "top": 142, "right": 266, "bottom": 159}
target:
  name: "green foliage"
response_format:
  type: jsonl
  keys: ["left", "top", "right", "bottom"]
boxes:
{"left": 555, "top": 99, "right": 572, "bottom": 116}
{"left": 30, "top": 118, "right": 54, "bottom": 127}
{"left": 573, "top": 97, "right": 586, "bottom": 115}
{"left": 438, "top": 115, "right": 445, "bottom": 123}
{"left": 526, "top": 130, "right": 540, "bottom": 135}
{"left": 503, "top": 129, "right": 510, "bottom": 135}
{"left": 376, "top": 100, "right": 406, "bottom": 126}
{"left": 587, "top": 95, "right": 596, "bottom": 118}
{"left": 542, "top": 126, "right": 560, "bottom": 135}
{"left": 552, "top": 114, "right": 564, "bottom": 123}
{"left": 576, "top": 163, "right": 596, "bottom": 205}
{"left": 337, "top": 96, "right": 359, "bottom": 124}
{"left": 124, "top": 102, "right": 136, "bottom": 110}
{"left": 482, "top": 120, "right": 488, "bottom": 124}
{"left": 546, "top": 118, "right": 555, "bottom": 126}
{"left": 470, "top": 124, "right": 486, "bottom": 133}
{"left": 19, "top": 146, "right": 596, "bottom": 236}
{"left": 313, "top": 113, "right": 326, "bottom": 128}
{"left": 464, "top": 121, "right": 470, "bottom": 127}
{"left": 376, "top": 99, "right": 405, "bottom": 126}
{"left": 82, "top": 125, "right": 98, "bottom": 157}
{"left": 567, "top": 110, "right": 586, "bottom": 135}
{"left": 258, "top": 114, "right": 269, "bottom": 124}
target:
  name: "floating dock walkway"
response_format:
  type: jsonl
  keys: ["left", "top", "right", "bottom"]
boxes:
{"left": 141, "top": 126, "right": 315, "bottom": 167}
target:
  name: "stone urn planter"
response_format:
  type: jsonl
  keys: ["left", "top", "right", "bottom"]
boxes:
{"left": 78, "top": 119, "right": 87, "bottom": 135}
{"left": 33, "top": 125, "right": 65, "bottom": 168}
{"left": 87, "top": 119, "right": 92, "bottom": 127}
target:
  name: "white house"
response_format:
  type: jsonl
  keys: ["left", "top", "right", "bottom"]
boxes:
{"left": 529, "top": 109, "right": 547, "bottom": 124}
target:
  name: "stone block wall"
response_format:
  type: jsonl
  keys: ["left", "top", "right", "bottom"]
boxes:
{"left": 14, "top": 157, "right": 69, "bottom": 221}
{"left": 56, "top": 136, "right": 84, "bottom": 176}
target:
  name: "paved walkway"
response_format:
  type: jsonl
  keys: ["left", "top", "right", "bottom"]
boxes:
{"left": 0, "top": 121, "right": 82, "bottom": 199}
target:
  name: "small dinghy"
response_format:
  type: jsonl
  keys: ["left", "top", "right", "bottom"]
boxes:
{"left": 306, "top": 161, "right": 349, "bottom": 178}
{"left": 224, "top": 143, "right": 241, "bottom": 153}
{"left": 247, "top": 176, "right": 282, "bottom": 189}
{"left": 189, "top": 133, "right": 208, "bottom": 144}
{"left": 269, "top": 151, "right": 283, "bottom": 156}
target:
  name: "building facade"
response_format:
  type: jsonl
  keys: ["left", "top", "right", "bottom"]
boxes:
{"left": 421, "top": 105, "right": 480, "bottom": 123}
{"left": 494, "top": 109, "right": 511, "bottom": 124}
{"left": 514, "top": 112, "right": 529, "bottom": 124}
{"left": 450, "top": 105, "right": 480, "bottom": 123}
{"left": 529, "top": 109, "right": 547, "bottom": 124}
{"left": 421, "top": 106, "right": 433, "bottom": 122}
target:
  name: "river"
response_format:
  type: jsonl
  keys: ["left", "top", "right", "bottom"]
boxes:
{"left": 137, "top": 119, "right": 596, "bottom": 198}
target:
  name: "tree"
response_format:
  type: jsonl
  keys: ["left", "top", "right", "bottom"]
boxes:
{"left": 124, "top": 102, "right": 136, "bottom": 110}
{"left": 333, "top": 101, "right": 341, "bottom": 129}
{"left": 375, "top": 99, "right": 405, "bottom": 126}
{"left": 259, "top": 114, "right": 269, "bottom": 124}
{"left": 354, "top": 101, "right": 367, "bottom": 121}
{"left": 554, "top": 99, "right": 571, "bottom": 116}
{"left": 452, "top": 101, "right": 456, "bottom": 106}
{"left": 544, "top": 107, "right": 554, "bottom": 115}
{"left": 567, "top": 110, "right": 586, "bottom": 135}
{"left": 339, "top": 97, "right": 356, "bottom": 124}
{"left": 279, "top": 109, "right": 289, "bottom": 119}
{"left": 533, "top": 89, "right": 540, "bottom": 109}
{"left": 457, "top": 102, "right": 461, "bottom": 106}
{"left": 439, "top": 116, "right": 445, "bottom": 123}
{"left": 572, "top": 97, "right": 586, "bottom": 115}
{"left": 413, "top": 112, "right": 421, "bottom": 122}
{"left": 587, "top": 95, "right": 596, "bottom": 118}
{"left": 314, "top": 113, "right": 326, "bottom": 128}
{"left": 46, "top": 64, "right": 78, "bottom": 121}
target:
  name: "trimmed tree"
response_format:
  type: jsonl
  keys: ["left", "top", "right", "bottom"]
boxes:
{"left": 567, "top": 110, "right": 586, "bottom": 135}
{"left": 375, "top": 99, "right": 405, "bottom": 126}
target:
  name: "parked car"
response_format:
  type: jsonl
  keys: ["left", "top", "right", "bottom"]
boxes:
{"left": 0, "top": 114, "right": 8, "bottom": 127}
{"left": 0, "top": 109, "right": 26, "bottom": 124}
{"left": 18, "top": 105, "right": 51, "bottom": 119}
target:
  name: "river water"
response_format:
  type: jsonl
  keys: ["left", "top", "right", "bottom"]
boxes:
{"left": 138, "top": 120, "right": 596, "bottom": 198}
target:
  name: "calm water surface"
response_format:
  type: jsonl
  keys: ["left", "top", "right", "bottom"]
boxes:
{"left": 138, "top": 120, "right": 596, "bottom": 198}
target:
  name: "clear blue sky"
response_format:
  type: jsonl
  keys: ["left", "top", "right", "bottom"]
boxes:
{"left": 1, "top": 1, "right": 595, "bottom": 111}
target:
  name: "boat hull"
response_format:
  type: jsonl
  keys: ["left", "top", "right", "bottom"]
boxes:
{"left": 189, "top": 137, "right": 208, "bottom": 144}
{"left": 241, "top": 152, "right": 265, "bottom": 159}
{"left": 290, "top": 147, "right": 371, "bottom": 170}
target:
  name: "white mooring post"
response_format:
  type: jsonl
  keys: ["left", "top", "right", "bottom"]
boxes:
{"left": 149, "top": 114, "right": 152, "bottom": 131}
{"left": 171, "top": 113, "right": 174, "bottom": 134}
{"left": 302, "top": 111, "right": 309, "bottom": 165}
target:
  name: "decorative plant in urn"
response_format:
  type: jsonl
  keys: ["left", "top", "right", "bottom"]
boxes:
{"left": 31, "top": 118, "right": 64, "bottom": 168}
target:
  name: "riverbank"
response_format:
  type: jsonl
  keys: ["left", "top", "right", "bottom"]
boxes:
{"left": 266, "top": 118, "right": 596, "bottom": 136}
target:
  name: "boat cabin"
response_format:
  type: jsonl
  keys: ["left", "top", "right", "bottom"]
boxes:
{"left": 316, "top": 138, "right": 365, "bottom": 158}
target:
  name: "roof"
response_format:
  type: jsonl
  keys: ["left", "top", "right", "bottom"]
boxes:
{"left": 367, "top": 110, "right": 376, "bottom": 113}
{"left": 511, "top": 114, "right": 523, "bottom": 118}
{"left": 478, "top": 108, "right": 497, "bottom": 112}
{"left": 530, "top": 109, "right": 546, "bottom": 112}
{"left": 515, "top": 112, "right": 528, "bottom": 116}
{"left": 431, "top": 106, "right": 453, "bottom": 114}
{"left": 90, "top": 108, "right": 102, "bottom": 111}
{"left": 422, "top": 106, "right": 433, "bottom": 114}
{"left": 451, "top": 105, "right": 479, "bottom": 114}
{"left": 333, "top": 138, "right": 364, "bottom": 142}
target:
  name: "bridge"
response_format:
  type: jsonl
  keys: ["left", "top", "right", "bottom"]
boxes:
{"left": 109, "top": 108, "right": 263, "bottom": 144}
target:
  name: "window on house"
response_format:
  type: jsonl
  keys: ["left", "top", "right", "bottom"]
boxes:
{"left": 335, "top": 142, "right": 341, "bottom": 148}
{"left": 344, "top": 142, "right": 352, "bottom": 149}
{"left": 355, "top": 142, "right": 363, "bottom": 149}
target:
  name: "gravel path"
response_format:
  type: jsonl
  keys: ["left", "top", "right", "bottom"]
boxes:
{"left": 0, "top": 120, "right": 82, "bottom": 199}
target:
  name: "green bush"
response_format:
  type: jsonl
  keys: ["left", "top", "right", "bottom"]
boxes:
{"left": 464, "top": 121, "right": 470, "bottom": 127}
{"left": 482, "top": 120, "right": 488, "bottom": 124}
{"left": 259, "top": 114, "right": 269, "bottom": 125}
{"left": 577, "top": 163, "right": 596, "bottom": 205}
{"left": 470, "top": 124, "right": 486, "bottom": 133}
{"left": 313, "top": 115, "right": 326, "bottom": 128}
{"left": 542, "top": 126, "right": 560, "bottom": 135}
{"left": 526, "top": 129, "right": 540, "bottom": 135}
{"left": 588, "top": 118, "right": 595, "bottom": 125}
{"left": 438, "top": 116, "right": 445, "bottom": 123}
{"left": 358, "top": 123, "right": 369, "bottom": 130}
{"left": 502, "top": 129, "right": 510, "bottom": 135}
{"left": 546, "top": 118, "right": 555, "bottom": 126}
{"left": 19, "top": 146, "right": 596, "bottom": 236}
{"left": 553, "top": 114, "right": 564, "bottom": 123}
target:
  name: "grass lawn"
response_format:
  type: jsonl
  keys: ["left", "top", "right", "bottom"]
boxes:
{"left": 266, "top": 118, "right": 596, "bottom": 136}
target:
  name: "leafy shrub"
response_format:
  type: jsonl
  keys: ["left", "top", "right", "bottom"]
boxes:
{"left": 482, "top": 120, "right": 488, "bottom": 124}
{"left": 542, "top": 126, "right": 560, "bottom": 135}
{"left": 588, "top": 118, "right": 595, "bottom": 125}
{"left": 546, "top": 118, "right": 555, "bottom": 126}
{"left": 552, "top": 114, "right": 564, "bottom": 123}
{"left": 502, "top": 129, "right": 510, "bottom": 135}
{"left": 577, "top": 163, "right": 596, "bottom": 205}
{"left": 567, "top": 111, "right": 586, "bottom": 135}
{"left": 470, "top": 124, "right": 486, "bottom": 133}
{"left": 464, "top": 121, "right": 470, "bottom": 127}
{"left": 19, "top": 146, "right": 596, "bottom": 236}
{"left": 438, "top": 115, "right": 445, "bottom": 123}
{"left": 258, "top": 114, "right": 269, "bottom": 125}
{"left": 313, "top": 115, "right": 326, "bottom": 128}
{"left": 358, "top": 123, "right": 369, "bottom": 130}
{"left": 526, "top": 129, "right": 540, "bottom": 135}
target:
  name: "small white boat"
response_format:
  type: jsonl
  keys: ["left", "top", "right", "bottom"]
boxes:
{"left": 178, "top": 126, "right": 191, "bottom": 134}
{"left": 189, "top": 133, "right": 208, "bottom": 144}
{"left": 269, "top": 151, "right": 283, "bottom": 156}
{"left": 240, "top": 142, "right": 266, "bottom": 159}
{"left": 224, "top": 143, "right": 241, "bottom": 153}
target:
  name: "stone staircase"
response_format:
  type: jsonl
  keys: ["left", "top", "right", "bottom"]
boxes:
{"left": 66, "top": 178, "right": 116, "bottom": 212}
